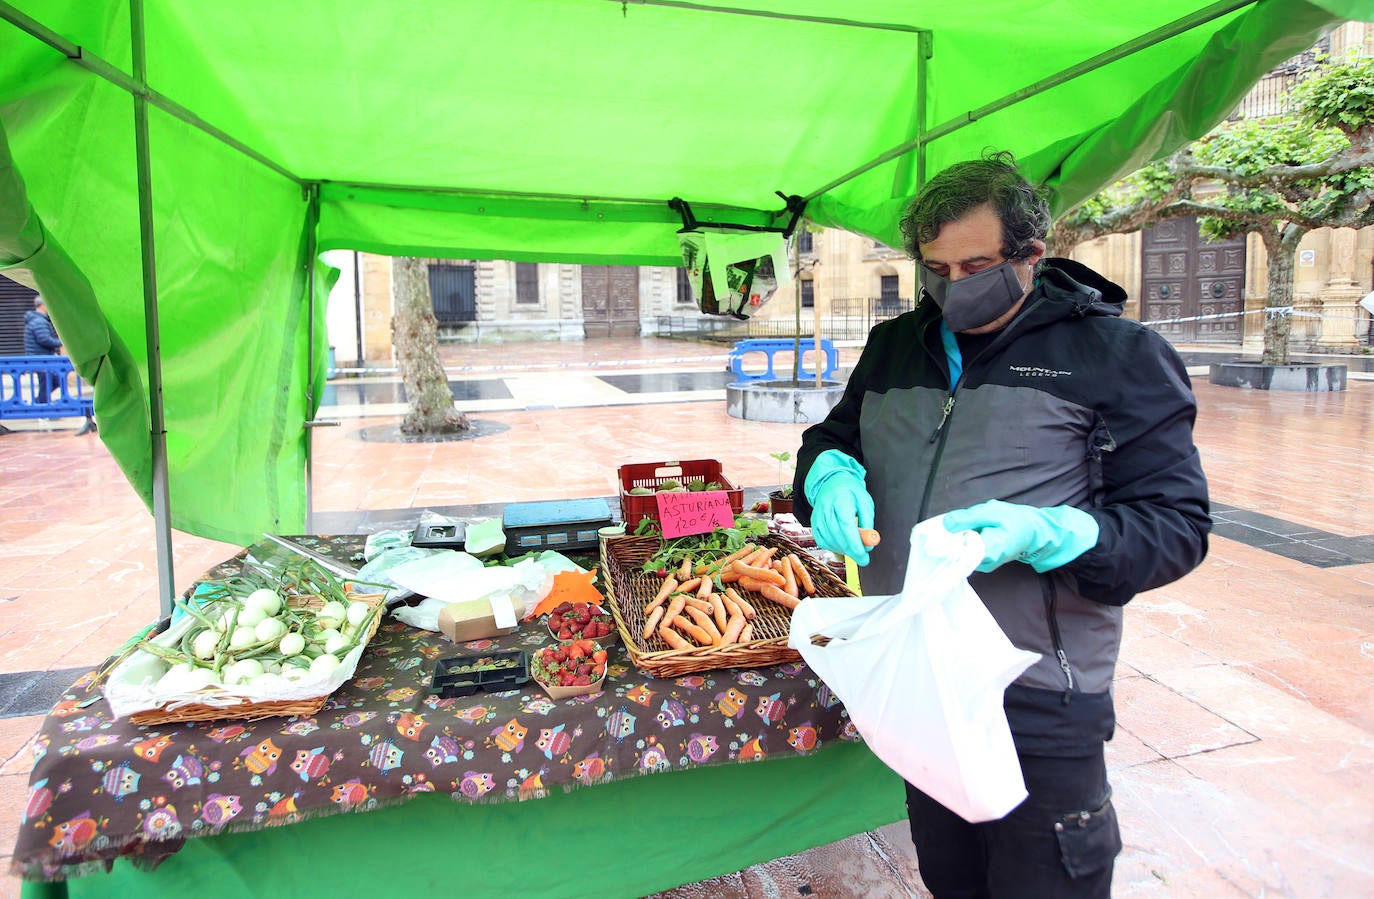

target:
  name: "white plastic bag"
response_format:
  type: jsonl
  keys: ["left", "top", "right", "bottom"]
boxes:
{"left": 788, "top": 517, "right": 1040, "bottom": 823}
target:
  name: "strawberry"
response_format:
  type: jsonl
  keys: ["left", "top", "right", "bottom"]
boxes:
{"left": 592, "top": 649, "right": 607, "bottom": 665}
{"left": 573, "top": 674, "right": 591, "bottom": 686}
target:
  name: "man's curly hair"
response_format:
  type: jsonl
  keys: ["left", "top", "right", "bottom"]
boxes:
{"left": 899, "top": 150, "right": 1050, "bottom": 264}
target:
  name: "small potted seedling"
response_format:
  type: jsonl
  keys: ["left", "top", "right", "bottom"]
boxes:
{"left": 768, "top": 450, "right": 795, "bottom": 516}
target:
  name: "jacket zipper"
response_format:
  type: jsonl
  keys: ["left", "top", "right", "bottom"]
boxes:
{"left": 917, "top": 334, "right": 956, "bottom": 521}
{"left": 1041, "top": 576, "right": 1075, "bottom": 701}
{"left": 915, "top": 293, "right": 1051, "bottom": 520}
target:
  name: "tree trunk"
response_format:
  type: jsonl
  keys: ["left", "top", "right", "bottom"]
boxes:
{"left": 1259, "top": 226, "right": 1305, "bottom": 366}
{"left": 391, "top": 257, "right": 470, "bottom": 434}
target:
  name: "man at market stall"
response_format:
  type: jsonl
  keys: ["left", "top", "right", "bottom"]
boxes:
{"left": 792, "top": 150, "right": 1211, "bottom": 898}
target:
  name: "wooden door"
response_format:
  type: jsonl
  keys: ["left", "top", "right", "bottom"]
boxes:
{"left": 581, "top": 266, "right": 640, "bottom": 338}
{"left": 1141, "top": 217, "right": 1246, "bottom": 344}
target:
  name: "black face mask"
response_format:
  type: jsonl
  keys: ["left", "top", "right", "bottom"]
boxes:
{"left": 920, "top": 260, "right": 1027, "bottom": 332}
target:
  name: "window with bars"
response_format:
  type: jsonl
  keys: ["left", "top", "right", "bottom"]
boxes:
{"left": 801, "top": 279, "right": 814, "bottom": 309}
{"left": 797, "top": 230, "right": 813, "bottom": 255}
{"left": 516, "top": 262, "right": 540, "bottom": 304}
{"left": 880, "top": 275, "right": 899, "bottom": 301}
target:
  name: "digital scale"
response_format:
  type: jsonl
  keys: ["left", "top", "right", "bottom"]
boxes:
{"left": 501, "top": 498, "right": 613, "bottom": 553}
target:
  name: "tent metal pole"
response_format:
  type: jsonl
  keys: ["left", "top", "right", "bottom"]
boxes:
{"left": 608, "top": 0, "right": 924, "bottom": 34}
{"left": 916, "top": 31, "right": 931, "bottom": 190}
{"left": 303, "top": 184, "right": 321, "bottom": 532}
{"left": 0, "top": 2, "right": 301, "bottom": 187}
{"left": 804, "top": 0, "right": 1258, "bottom": 202}
{"left": 921, "top": 0, "right": 1257, "bottom": 144}
{"left": 129, "top": 0, "right": 175, "bottom": 618}
{"left": 891, "top": 30, "right": 933, "bottom": 198}
{"left": 353, "top": 251, "right": 364, "bottom": 367}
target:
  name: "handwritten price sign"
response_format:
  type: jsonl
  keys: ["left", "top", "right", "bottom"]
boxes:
{"left": 655, "top": 490, "right": 735, "bottom": 539}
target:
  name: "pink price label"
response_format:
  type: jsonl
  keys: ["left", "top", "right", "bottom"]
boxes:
{"left": 655, "top": 490, "right": 735, "bottom": 539}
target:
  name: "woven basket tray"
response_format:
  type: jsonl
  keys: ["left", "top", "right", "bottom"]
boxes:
{"left": 603, "top": 534, "right": 854, "bottom": 677}
{"left": 128, "top": 592, "right": 386, "bottom": 726}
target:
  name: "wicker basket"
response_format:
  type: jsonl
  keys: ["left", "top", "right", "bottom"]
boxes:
{"left": 128, "top": 592, "right": 386, "bottom": 726}
{"left": 602, "top": 534, "right": 855, "bottom": 677}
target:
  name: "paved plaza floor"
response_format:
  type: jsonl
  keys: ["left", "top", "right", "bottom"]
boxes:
{"left": 2, "top": 337, "right": 1372, "bottom": 897}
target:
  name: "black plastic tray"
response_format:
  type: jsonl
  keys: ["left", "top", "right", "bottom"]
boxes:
{"left": 430, "top": 650, "right": 529, "bottom": 698}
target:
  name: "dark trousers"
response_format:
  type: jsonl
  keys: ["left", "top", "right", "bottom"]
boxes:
{"left": 32, "top": 369, "right": 57, "bottom": 405}
{"left": 905, "top": 749, "right": 1121, "bottom": 899}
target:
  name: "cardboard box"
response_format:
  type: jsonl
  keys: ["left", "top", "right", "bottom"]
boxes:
{"left": 437, "top": 596, "right": 523, "bottom": 643}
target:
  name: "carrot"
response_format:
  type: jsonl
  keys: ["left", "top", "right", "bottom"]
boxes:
{"left": 695, "top": 543, "right": 756, "bottom": 576}
{"left": 737, "top": 575, "right": 784, "bottom": 600}
{"left": 724, "top": 587, "right": 756, "bottom": 619}
{"left": 720, "top": 612, "right": 746, "bottom": 644}
{"left": 720, "top": 592, "right": 742, "bottom": 619}
{"left": 719, "top": 564, "right": 742, "bottom": 584}
{"left": 677, "top": 556, "right": 693, "bottom": 580}
{"left": 739, "top": 622, "right": 754, "bottom": 642}
{"left": 641, "top": 605, "right": 665, "bottom": 640}
{"left": 750, "top": 547, "right": 777, "bottom": 567}
{"left": 788, "top": 554, "right": 816, "bottom": 596}
{"left": 735, "top": 563, "right": 786, "bottom": 587}
{"left": 661, "top": 594, "right": 688, "bottom": 630}
{"left": 696, "top": 576, "right": 713, "bottom": 599}
{"left": 758, "top": 583, "right": 800, "bottom": 610}
{"left": 686, "top": 606, "right": 723, "bottom": 643}
{"left": 859, "top": 528, "right": 881, "bottom": 547}
{"left": 659, "top": 625, "right": 691, "bottom": 650}
{"left": 683, "top": 596, "right": 714, "bottom": 615}
{"left": 779, "top": 558, "right": 799, "bottom": 597}
{"left": 672, "top": 616, "right": 713, "bottom": 645}
{"left": 709, "top": 593, "right": 728, "bottom": 631}
{"left": 676, "top": 576, "right": 702, "bottom": 594}
{"left": 646, "top": 576, "right": 679, "bottom": 613}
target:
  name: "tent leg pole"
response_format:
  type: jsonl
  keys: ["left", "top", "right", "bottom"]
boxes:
{"left": 130, "top": 0, "right": 175, "bottom": 617}
{"left": 304, "top": 184, "right": 321, "bottom": 533}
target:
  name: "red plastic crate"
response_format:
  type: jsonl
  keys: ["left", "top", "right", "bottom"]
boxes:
{"left": 618, "top": 459, "right": 744, "bottom": 528}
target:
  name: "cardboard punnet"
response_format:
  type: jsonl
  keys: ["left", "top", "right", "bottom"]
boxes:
{"left": 438, "top": 594, "right": 524, "bottom": 643}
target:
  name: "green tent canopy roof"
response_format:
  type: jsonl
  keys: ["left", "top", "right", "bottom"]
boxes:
{"left": 2, "top": 0, "right": 1369, "bottom": 557}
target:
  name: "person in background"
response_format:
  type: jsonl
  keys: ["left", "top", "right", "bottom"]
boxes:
{"left": 23, "top": 295, "right": 62, "bottom": 405}
{"left": 792, "top": 150, "right": 1211, "bottom": 898}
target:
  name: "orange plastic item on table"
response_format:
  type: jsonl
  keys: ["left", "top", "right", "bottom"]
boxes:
{"left": 525, "top": 568, "right": 602, "bottom": 619}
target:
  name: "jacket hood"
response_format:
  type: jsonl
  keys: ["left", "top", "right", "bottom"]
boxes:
{"left": 1035, "top": 257, "right": 1126, "bottom": 318}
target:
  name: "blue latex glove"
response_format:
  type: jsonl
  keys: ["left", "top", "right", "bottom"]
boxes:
{"left": 803, "top": 449, "right": 876, "bottom": 565}
{"left": 942, "top": 500, "right": 1099, "bottom": 573}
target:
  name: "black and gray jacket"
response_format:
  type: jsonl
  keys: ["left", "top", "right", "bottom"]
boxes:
{"left": 794, "top": 258, "right": 1211, "bottom": 756}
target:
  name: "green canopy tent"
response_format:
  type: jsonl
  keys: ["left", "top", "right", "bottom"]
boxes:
{"left": 2, "top": 0, "right": 1369, "bottom": 611}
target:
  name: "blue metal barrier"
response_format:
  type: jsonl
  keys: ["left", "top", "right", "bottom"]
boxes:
{"left": 0, "top": 356, "right": 95, "bottom": 426}
{"left": 728, "top": 338, "right": 839, "bottom": 384}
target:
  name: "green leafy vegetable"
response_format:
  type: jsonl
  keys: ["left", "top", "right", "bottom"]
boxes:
{"left": 634, "top": 515, "right": 769, "bottom": 573}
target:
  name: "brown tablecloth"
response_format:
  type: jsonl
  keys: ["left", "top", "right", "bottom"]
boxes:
{"left": 11, "top": 536, "right": 858, "bottom": 881}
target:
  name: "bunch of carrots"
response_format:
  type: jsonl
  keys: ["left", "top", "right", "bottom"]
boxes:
{"left": 639, "top": 543, "right": 823, "bottom": 650}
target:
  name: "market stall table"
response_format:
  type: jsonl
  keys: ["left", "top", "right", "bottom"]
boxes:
{"left": 12, "top": 536, "right": 906, "bottom": 898}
